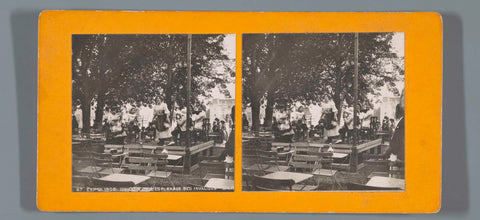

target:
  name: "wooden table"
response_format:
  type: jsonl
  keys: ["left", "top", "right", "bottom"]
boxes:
{"left": 204, "top": 178, "right": 234, "bottom": 190}
{"left": 72, "top": 138, "right": 92, "bottom": 142}
{"left": 366, "top": 176, "right": 405, "bottom": 189}
{"left": 262, "top": 171, "right": 313, "bottom": 184}
{"left": 98, "top": 173, "right": 150, "bottom": 186}
{"left": 167, "top": 155, "right": 182, "bottom": 161}
{"left": 332, "top": 153, "right": 348, "bottom": 159}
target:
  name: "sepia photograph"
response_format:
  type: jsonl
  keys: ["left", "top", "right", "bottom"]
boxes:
{"left": 242, "top": 33, "right": 405, "bottom": 191}
{"left": 71, "top": 34, "right": 236, "bottom": 192}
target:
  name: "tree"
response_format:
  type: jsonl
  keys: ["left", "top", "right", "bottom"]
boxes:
{"left": 72, "top": 34, "right": 233, "bottom": 134}
{"left": 242, "top": 33, "right": 403, "bottom": 132}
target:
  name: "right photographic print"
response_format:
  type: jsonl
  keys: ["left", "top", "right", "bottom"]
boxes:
{"left": 242, "top": 33, "right": 405, "bottom": 191}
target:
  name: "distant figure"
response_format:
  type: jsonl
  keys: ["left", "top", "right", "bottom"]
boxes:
{"left": 220, "top": 120, "right": 228, "bottom": 142}
{"left": 72, "top": 109, "right": 78, "bottom": 134}
{"left": 382, "top": 116, "right": 390, "bottom": 131}
{"left": 242, "top": 113, "right": 249, "bottom": 132}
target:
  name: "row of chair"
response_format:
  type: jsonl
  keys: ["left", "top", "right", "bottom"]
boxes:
{"left": 242, "top": 143, "right": 339, "bottom": 191}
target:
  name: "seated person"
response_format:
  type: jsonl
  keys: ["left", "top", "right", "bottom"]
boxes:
{"left": 359, "top": 108, "right": 374, "bottom": 140}
{"left": 274, "top": 109, "right": 294, "bottom": 143}
{"left": 125, "top": 107, "right": 140, "bottom": 143}
{"left": 171, "top": 110, "right": 187, "bottom": 146}
{"left": 310, "top": 119, "right": 324, "bottom": 138}
{"left": 142, "top": 122, "right": 157, "bottom": 142}
{"left": 104, "top": 108, "right": 125, "bottom": 141}
{"left": 293, "top": 119, "right": 308, "bottom": 141}
{"left": 242, "top": 114, "right": 249, "bottom": 132}
{"left": 339, "top": 108, "right": 354, "bottom": 143}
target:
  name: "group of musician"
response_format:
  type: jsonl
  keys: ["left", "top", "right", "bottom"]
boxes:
{"left": 244, "top": 99, "right": 378, "bottom": 144}
{"left": 72, "top": 96, "right": 230, "bottom": 146}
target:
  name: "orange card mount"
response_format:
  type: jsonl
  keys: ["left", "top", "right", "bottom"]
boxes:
{"left": 38, "top": 11, "right": 442, "bottom": 213}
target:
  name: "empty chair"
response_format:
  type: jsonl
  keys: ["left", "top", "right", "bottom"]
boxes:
{"left": 247, "top": 150, "right": 290, "bottom": 174}
{"left": 92, "top": 152, "right": 125, "bottom": 175}
{"left": 290, "top": 154, "right": 321, "bottom": 172}
{"left": 143, "top": 153, "right": 173, "bottom": 179}
{"left": 307, "top": 151, "right": 338, "bottom": 189}
{"left": 363, "top": 154, "right": 404, "bottom": 178}
{"left": 199, "top": 161, "right": 228, "bottom": 183}
{"left": 73, "top": 151, "right": 104, "bottom": 177}
{"left": 126, "top": 154, "right": 174, "bottom": 188}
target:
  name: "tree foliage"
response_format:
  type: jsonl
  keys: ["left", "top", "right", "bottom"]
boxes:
{"left": 242, "top": 33, "right": 403, "bottom": 132}
{"left": 72, "top": 34, "right": 234, "bottom": 132}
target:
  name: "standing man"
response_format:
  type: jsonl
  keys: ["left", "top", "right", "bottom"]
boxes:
{"left": 192, "top": 104, "right": 207, "bottom": 144}
{"left": 383, "top": 89, "right": 405, "bottom": 161}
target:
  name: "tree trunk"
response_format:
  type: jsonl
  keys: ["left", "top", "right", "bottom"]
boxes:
{"left": 333, "top": 66, "right": 343, "bottom": 121}
{"left": 165, "top": 61, "right": 175, "bottom": 121}
{"left": 93, "top": 91, "right": 106, "bottom": 130}
{"left": 264, "top": 93, "right": 275, "bottom": 128}
{"left": 251, "top": 98, "right": 261, "bottom": 133}
{"left": 81, "top": 96, "right": 92, "bottom": 137}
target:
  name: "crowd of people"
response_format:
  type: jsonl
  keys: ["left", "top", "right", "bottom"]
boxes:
{"left": 243, "top": 98, "right": 399, "bottom": 145}
{"left": 72, "top": 96, "right": 234, "bottom": 149}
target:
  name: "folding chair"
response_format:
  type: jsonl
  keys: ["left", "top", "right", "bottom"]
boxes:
{"left": 92, "top": 152, "right": 125, "bottom": 175}
{"left": 125, "top": 155, "right": 174, "bottom": 188}
{"left": 308, "top": 151, "right": 338, "bottom": 190}
{"left": 253, "top": 150, "right": 291, "bottom": 174}
{"left": 288, "top": 154, "right": 322, "bottom": 191}
{"left": 199, "top": 161, "right": 227, "bottom": 184}
{"left": 73, "top": 151, "right": 103, "bottom": 177}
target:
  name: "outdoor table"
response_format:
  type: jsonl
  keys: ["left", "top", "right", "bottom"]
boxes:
{"left": 72, "top": 137, "right": 92, "bottom": 142}
{"left": 167, "top": 155, "right": 182, "bottom": 161}
{"left": 140, "top": 145, "right": 183, "bottom": 161}
{"left": 366, "top": 176, "right": 405, "bottom": 189}
{"left": 262, "top": 171, "right": 313, "bottom": 184}
{"left": 242, "top": 136, "right": 262, "bottom": 140}
{"left": 204, "top": 178, "right": 234, "bottom": 190}
{"left": 98, "top": 173, "right": 150, "bottom": 186}
{"left": 332, "top": 153, "right": 348, "bottom": 159}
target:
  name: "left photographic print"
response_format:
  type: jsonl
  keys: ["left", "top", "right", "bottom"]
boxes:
{"left": 71, "top": 34, "right": 236, "bottom": 192}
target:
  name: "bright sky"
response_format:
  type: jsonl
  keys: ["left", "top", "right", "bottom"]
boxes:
{"left": 223, "top": 34, "right": 236, "bottom": 60}
{"left": 391, "top": 32, "right": 404, "bottom": 57}
{"left": 204, "top": 34, "right": 236, "bottom": 102}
